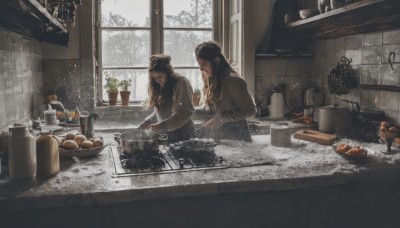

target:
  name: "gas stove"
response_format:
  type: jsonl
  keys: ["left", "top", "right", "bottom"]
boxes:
{"left": 109, "top": 144, "right": 227, "bottom": 177}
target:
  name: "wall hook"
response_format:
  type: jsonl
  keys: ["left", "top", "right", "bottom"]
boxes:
{"left": 388, "top": 52, "right": 395, "bottom": 70}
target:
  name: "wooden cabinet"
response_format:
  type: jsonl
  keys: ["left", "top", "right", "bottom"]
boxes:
{"left": 285, "top": 0, "right": 400, "bottom": 39}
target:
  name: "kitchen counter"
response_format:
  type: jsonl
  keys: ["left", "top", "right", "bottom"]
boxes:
{"left": 1, "top": 131, "right": 400, "bottom": 210}
{"left": 1, "top": 124, "right": 400, "bottom": 227}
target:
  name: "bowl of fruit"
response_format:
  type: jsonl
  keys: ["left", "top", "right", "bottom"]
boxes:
{"left": 58, "top": 132, "right": 106, "bottom": 158}
{"left": 57, "top": 109, "right": 80, "bottom": 126}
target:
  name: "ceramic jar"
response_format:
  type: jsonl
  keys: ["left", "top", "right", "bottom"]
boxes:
{"left": 270, "top": 123, "right": 291, "bottom": 147}
{"left": 8, "top": 125, "right": 37, "bottom": 181}
{"left": 269, "top": 92, "right": 285, "bottom": 118}
{"left": 36, "top": 132, "right": 60, "bottom": 178}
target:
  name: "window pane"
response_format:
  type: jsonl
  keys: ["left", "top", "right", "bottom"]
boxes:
{"left": 102, "top": 30, "right": 150, "bottom": 67}
{"left": 175, "top": 69, "right": 204, "bottom": 92}
{"left": 101, "top": 0, "right": 150, "bottom": 27}
{"left": 164, "top": 0, "right": 212, "bottom": 28}
{"left": 102, "top": 69, "right": 148, "bottom": 101}
{"left": 164, "top": 30, "right": 212, "bottom": 66}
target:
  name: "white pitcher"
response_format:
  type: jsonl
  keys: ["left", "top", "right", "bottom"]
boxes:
{"left": 268, "top": 92, "right": 285, "bottom": 118}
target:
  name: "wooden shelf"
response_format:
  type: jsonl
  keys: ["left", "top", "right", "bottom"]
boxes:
{"left": 0, "top": 0, "right": 69, "bottom": 46}
{"left": 285, "top": 0, "right": 400, "bottom": 39}
{"left": 256, "top": 53, "right": 313, "bottom": 60}
{"left": 358, "top": 84, "right": 400, "bottom": 92}
{"left": 26, "top": 0, "right": 67, "bottom": 33}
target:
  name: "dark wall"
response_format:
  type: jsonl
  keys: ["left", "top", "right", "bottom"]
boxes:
{"left": 0, "top": 29, "right": 44, "bottom": 132}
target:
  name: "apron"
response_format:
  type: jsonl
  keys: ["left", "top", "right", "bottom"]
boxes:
{"left": 197, "top": 119, "right": 252, "bottom": 142}
{"left": 163, "top": 119, "right": 195, "bottom": 143}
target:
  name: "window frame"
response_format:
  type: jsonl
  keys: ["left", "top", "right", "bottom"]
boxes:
{"left": 96, "top": 0, "right": 221, "bottom": 104}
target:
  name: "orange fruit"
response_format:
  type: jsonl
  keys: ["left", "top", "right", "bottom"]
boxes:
{"left": 380, "top": 121, "right": 388, "bottom": 128}
{"left": 56, "top": 111, "right": 63, "bottom": 119}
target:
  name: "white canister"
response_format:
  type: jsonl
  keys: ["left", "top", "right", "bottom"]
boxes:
{"left": 270, "top": 123, "right": 291, "bottom": 147}
{"left": 44, "top": 109, "right": 58, "bottom": 125}
{"left": 269, "top": 92, "right": 285, "bottom": 118}
{"left": 8, "top": 125, "right": 37, "bottom": 181}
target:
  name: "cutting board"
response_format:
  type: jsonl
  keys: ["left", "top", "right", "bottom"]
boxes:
{"left": 293, "top": 129, "right": 337, "bottom": 145}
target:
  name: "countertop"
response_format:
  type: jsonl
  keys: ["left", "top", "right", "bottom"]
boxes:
{"left": 1, "top": 121, "right": 400, "bottom": 212}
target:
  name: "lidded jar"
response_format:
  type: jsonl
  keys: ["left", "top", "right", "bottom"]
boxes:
{"left": 36, "top": 131, "right": 60, "bottom": 178}
{"left": 8, "top": 125, "right": 37, "bottom": 181}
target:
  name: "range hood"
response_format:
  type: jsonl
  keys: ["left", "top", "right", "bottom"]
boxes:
{"left": 256, "top": 0, "right": 310, "bottom": 56}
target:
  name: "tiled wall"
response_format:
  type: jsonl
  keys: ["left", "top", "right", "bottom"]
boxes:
{"left": 255, "top": 58, "right": 314, "bottom": 108}
{"left": 313, "top": 28, "right": 400, "bottom": 123}
{"left": 0, "top": 29, "right": 44, "bottom": 132}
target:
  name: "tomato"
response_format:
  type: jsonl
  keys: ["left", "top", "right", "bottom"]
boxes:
{"left": 56, "top": 111, "right": 64, "bottom": 120}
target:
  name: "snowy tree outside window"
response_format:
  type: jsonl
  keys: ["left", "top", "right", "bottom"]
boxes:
{"left": 100, "top": 0, "right": 213, "bottom": 102}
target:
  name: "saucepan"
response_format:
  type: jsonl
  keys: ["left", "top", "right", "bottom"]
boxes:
{"left": 114, "top": 129, "right": 167, "bottom": 157}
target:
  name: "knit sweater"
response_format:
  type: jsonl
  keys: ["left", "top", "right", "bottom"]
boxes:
{"left": 145, "top": 74, "right": 194, "bottom": 131}
{"left": 211, "top": 71, "right": 256, "bottom": 122}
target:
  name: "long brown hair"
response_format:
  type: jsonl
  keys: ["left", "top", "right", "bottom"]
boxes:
{"left": 147, "top": 54, "right": 177, "bottom": 109}
{"left": 195, "top": 41, "right": 234, "bottom": 107}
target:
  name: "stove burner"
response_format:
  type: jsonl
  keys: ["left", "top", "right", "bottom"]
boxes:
{"left": 120, "top": 153, "right": 165, "bottom": 170}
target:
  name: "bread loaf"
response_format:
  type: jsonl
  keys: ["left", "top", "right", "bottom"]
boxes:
{"left": 74, "top": 135, "right": 87, "bottom": 146}
{"left": 63, "top": 140, "right": 79, "bottom": 149}
{"left": 81, "top": 140, "right": 93, "bottom": 149}
{"left": 65, "top": 132, "right": 76, "bottom": 140}
{"left": 93, "top": 138, "right": 104, "bottom": 148}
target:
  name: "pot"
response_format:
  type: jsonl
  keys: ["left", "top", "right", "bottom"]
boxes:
{"left": 114, "top": 129, "right": 167, "bottom": 157}
{"left": 317, "top": 105, "right": 352, "bottom": 135}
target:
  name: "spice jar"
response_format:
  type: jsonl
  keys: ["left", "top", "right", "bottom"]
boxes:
{"left": 36, "top": 131, "right": 60, "bottom": 178}
{"left": 8, "top": 125, "right": 37, "bottom": 181}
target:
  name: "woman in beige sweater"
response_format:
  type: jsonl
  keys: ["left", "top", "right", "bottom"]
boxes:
{"left": 138, "top": 54, "right": 195, "bottom": 143}
{"left": 195, "top": 41, "right": 255, "bottom": 142}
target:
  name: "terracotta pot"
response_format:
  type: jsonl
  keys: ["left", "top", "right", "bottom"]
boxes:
{"left": 120, "top": 91, "right": 131, "bottom": 106}
{"left": 192, "top": 93, "right": 201, "bottom": 106}
{"left": 107, "top": 91, "right": 118, "bottom": 106}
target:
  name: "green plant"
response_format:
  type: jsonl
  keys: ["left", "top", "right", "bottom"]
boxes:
{"left": 118, "top": 79, "right": 132, "bottom": 92}
{"left": 103, "top": 71, "right": 119, "bottom": 92}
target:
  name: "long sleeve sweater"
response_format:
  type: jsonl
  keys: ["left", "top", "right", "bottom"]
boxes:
{"left": 144, "top": 74, "right": 194, "bottom": 131}
{"left": 212, "top": 71, "right": 256, "bottom": 122}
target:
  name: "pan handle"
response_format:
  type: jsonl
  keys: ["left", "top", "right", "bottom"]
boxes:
{"left": 114, "top": 136, "right": 121, "bottom": 145}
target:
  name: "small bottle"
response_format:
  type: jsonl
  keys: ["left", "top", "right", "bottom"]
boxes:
{"left": 36, "top": 131, "right": 60, "bottom": 178}
{"left": 8, "top": 125, "right": 37, "bottom": 181}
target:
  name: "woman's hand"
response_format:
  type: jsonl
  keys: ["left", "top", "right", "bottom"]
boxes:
{"left": 203, "top": 115, "right": 224, "bottom": 129}
{"left": 149, "top": 123, "right": 161, "bottom": 132}
{"left": 138, "top": 120, "right": 151, "bottom": 130}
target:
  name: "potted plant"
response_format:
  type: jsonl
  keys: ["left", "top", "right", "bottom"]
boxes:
{"left": 118, "top": 79, "right": 132, "bottom": 106}
{"left": 192, "top": 88, "right": 201, "bottom": 106}
{"left": 103, "top": 71, "right": 119, "bottom": 106}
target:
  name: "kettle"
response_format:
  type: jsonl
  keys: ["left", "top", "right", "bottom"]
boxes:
{"left": 268, "top": 92, "right": 285, "bottom": 118}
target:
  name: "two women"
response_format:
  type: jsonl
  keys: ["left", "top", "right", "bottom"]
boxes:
{"left": 140, "top": 41, "right": 255, "bottom": 142}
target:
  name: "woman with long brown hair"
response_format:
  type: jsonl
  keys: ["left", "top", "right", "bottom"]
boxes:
{"left": 195, "top": 41, "right": 255, "bottom": 142}
{"left": 138, "top": 54, "right": 195, "bottom": 143}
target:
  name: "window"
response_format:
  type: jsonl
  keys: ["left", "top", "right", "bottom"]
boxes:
{"left": 99, "top": 0, "right": 214, "bottom": 102}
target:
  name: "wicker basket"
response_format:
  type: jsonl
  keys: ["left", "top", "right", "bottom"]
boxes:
{"left": 59, "top": 145, "right": 107, "bottom": 158}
